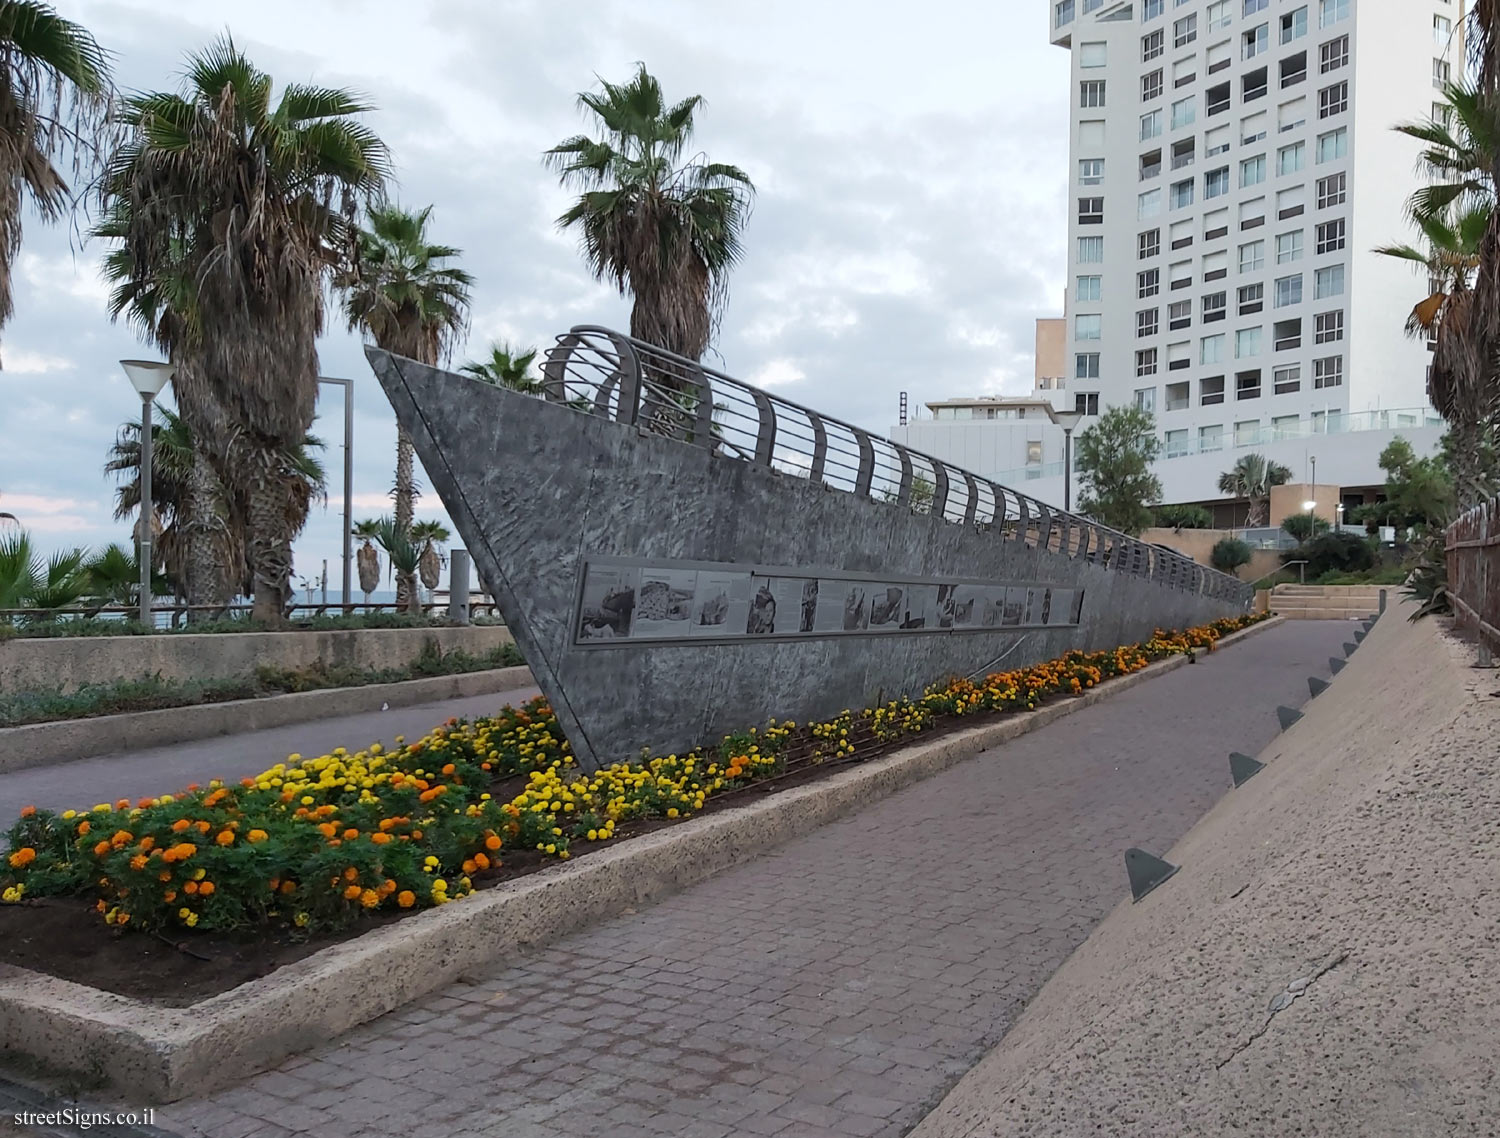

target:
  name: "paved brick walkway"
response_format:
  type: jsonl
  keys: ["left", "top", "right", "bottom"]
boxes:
{"left": 157, "top": 621, "right": 1352, "bottom": 1138}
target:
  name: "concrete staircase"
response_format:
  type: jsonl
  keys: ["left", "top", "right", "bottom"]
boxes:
{"left": 1270, "top": 584, "right": 1387, "bottom": 621}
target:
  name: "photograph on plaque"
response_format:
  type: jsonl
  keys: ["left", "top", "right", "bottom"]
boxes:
{"left": 952, "top": 584, "right": 983, "bottom": 628}
{"left": 1002, "top": 587, "right": 1026, "bottom": 627}
{"left": 1039, "top": 588, "right": 1053, "bottom": 625}
{"left": 634, "top": 568, "right": 699, "bottom": 639}
{"left": 768, "top": 578, "right": 809, "bottom": 633}
{"left": 745, "top": 581, "right": 778, "bottom": 635}
{"left": 799, "top": 579, "right": 819, "bottom": 633}
{"left": 935, "top": 584, "right": 957, "bottom": 629}
{"left": 1047, "top": 588, "right": 1075, "bottom": 626}
{"left": 868, "top": 585, "right": 905, "bottom": 629}
{"left": 577, "top": 563, "right": 640, "bottom": 641}
{"left": 1024, "top": 587, "right": 1042, "bottom": 625}
{"left": 901, "top": 584, "right": 937, "bottom": 629}
{"left": 690, "top": 571, "right": 751, "bottom": 636}
{"left": 812, "top": 578, "right": 853, "bottom": 633}
{"left": 1071, "top": 589, "right": 1087, "bottom": 624}
{"left": 840, "top": 582, "right": 869, "bottom": 631}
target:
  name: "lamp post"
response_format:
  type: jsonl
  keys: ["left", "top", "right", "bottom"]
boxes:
{"left": 317, "top": 377, "right": 355, "bottom": 609}
{"left": 119, "top": 360, "right": 176, "bottom": 627}
{"left": 1048, "top": 409, "right": 1086, "bottom": 513}
{"left": 1309, "top": 455, "right": 1317, "bottom": 519}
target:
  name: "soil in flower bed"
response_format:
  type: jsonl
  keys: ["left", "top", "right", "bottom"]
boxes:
{"left": 0, "top": 713, "right": 992, "bottom": 1005}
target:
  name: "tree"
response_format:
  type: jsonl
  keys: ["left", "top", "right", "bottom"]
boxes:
{"left": 1074, "top": 406, "right": 1162, "bottom": 536}
{"left": 0, "top": 1, "right": 112, "bottom": 356}
{"left": 338, "top": 203, "right": 472, "bottom": 608}
{"left": 1280, "top": 513, "right": 1331, "bottom": 543}
{"left": 369, "top": 516, "right": 422, "bottom": 615}
{"left": 352, "top": 518, "right": 381, "bottom": 603}
{"left": 1154, "top": 503, "right": 1212, "bottom": 532}
{"left": 101, "top": 37, "right": 389, "bottom": 622}
{"left": 0, "top": 527, "right": 87, "bottom": 614}
{"left": 545, "top": 64, "right": 754, "bottom": 362}
{"left": 410, "top": 519, "right": 450, "bottom": 592}
{"left": 1210, "top": 537, "right": 1253, "bottom": 575}
{"left": 1216, "top": 453, "right": 1293, "bottom": 528}
{"left": 461, "top": 343, "right": 542, "bottom": 394}
{"left": 1373, "top": 435, "right": 1454, "bottom": 534}
{"left": 1286, "top": 531, "right": 1375, "bottom": 579}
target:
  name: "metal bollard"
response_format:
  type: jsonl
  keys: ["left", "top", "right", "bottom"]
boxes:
{"left": 448, "top": 549, "right": 472, "bottom": 626}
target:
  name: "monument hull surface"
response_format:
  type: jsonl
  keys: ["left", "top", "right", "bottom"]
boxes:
{"left": 369, "top": 340, "right": 1247, "bottom": 769}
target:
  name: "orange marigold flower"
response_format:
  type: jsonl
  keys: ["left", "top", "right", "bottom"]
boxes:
{"left": 93, "top": 840, "right": 112, "bottom": 857}
{"left": 159, "top": 870, "right": 172, "bottom": 882}
{"left": 183, "top": 881, "right": 198, "bottom": 894}
{"left": 194, "top": 820, "right": 211, "bottom": 834}
{"left": 111, "top": 830, "right": 133, "bottom": 847}
{"left": 359, "top": 889, "right": 380, "bottom": 909}
{"left": 77, "top": 820, "right": 91, "bottom": 835}
{"left": 128, "top": 855, "right": 148, "bottom": 871}
{"left": 280, "top": 880, "right": 297, "bottom": 895}
{"left": 484, "top": 835, "right": 502, "bottom": 852}
{"left": 215, "top": 830, "right": 235, "bottom": 847}
{"left": 198, "top": 881, "right": 215, "bottom": 896}
{"left": 473, "top": 852, "right": 490, "bottom": 870}
{"left": 115, "top": 799, "right": 130, "bottom": 810}
{"left": 19, "top": 805, "right": 35, "bottom": 818}
{"left": 7, "top": 847, "right": 36, "bottom": 869}
{"left": 370, "top": 832, "right": 392, "bottom": 845}
{"left": 343, "top": 884, "right": 362, "bottom": 901}
{"left": 343, "top": 867, "right": 359, "bottom": 883}
{"left": 342, "top": 828, "right": 359, "bottom": 840}
{"left": 247, "top": 829, "right": 269, "bottom": 843}
{"left": 138, "top": 836, "right": 155, "bottom": 852}
{"left": 397, "top": 890, "right": 416, "bottom": 908}
{"left": 171, "top": 819, "right": 192, "bottom": 833}
{"left": 441, "top": 763, "right": 456, "bottom": 776}
{"left": 169, "top": 842, "right": 197, "bottom": 862}
{"left": 462, "top": 859, "right": 477, "bottom": 875}
{"left": 163, "top": 890, "right": 176, "bottom": 902}
{"left": 317, "top": 822, "right": 338, "bottom": 838}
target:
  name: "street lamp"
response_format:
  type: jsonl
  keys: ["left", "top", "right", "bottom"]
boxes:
{"left": 1048, "top": 408, "right": 1086, "bottom": 513}
{"left": 119, "top": 360, "right": 175, "bottom": 627}
{"left": 317, "top": 377, "right": 356, "bottom": 608}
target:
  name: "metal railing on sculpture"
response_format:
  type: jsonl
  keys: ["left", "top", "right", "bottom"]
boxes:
{"left": 541, "top": 326, "right": 1254, "bottom": 607}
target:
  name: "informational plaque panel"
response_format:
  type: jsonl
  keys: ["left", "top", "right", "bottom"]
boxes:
{"left": 573, "top": 557, "right": 1085, "bottom": 648}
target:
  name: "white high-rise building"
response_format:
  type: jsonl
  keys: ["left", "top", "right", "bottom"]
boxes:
{"left": 1049, "top": 0, "right": 1460, "bottom": 462}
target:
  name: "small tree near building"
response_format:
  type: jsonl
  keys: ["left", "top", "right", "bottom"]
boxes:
{"left": 1210, "top": 537, "right": 1253, "bottom": 575}
{"left": 1075, "top": 406, "right": 1163, "bottom": 536}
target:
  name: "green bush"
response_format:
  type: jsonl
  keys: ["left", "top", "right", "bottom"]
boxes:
{"left": 1280, "top": 514, "right": 1331, "bottom": 542}
{"left": 1287, "top": 532, "right": 1375, "bottom": 579}
{"left": 1211, "top": 537, "right": 1253, "bottom": 574}
{"left": 1154, "top": 504, "right": 1213, "bottom": 531}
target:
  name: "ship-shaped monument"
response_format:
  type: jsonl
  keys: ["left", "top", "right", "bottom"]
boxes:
{"left": 368, "top": 326, "right": 1251, "bottom": 771}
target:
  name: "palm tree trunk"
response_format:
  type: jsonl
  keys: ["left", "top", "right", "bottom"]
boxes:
{"left": 243, "top": 440, "right": 295, "bottom": 624}
{"left": 1246, "top": 495, "right": 1267, "bottom": 528}
{"left": 183, "top": 448, "right": 228, "bottom": 622}
{"left": 393, "top": 425, "right": 417, "bottom": 609}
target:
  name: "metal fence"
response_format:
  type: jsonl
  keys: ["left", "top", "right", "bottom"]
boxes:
{"left": 541, "top": 325, "right": 1254, "bottom": 607}
{"left": 0, "top": 601, "right": 504, "bottom": 631}
{"left": 1446, "top": 495, "right": 1500, "bottom": 653}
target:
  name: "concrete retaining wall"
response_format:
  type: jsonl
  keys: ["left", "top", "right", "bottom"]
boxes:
{"left": 0, "top": 625, "right": 514, "bottom": 695}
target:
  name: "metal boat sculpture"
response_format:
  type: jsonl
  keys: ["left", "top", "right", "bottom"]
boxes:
{"left": 368, "top": 326, "right": 1251, "bottom": 770}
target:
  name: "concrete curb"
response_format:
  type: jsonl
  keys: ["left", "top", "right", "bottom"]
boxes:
{"left": 0, "top": 617, "right": 1281, "bottom": 1102}
{"left": 0, "top": 666, "right": 536, "bottom": 775}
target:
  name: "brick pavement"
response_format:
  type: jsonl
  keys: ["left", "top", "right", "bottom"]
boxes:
{"left": 156, "top": 620, "right": 1353, "bottom": 1138}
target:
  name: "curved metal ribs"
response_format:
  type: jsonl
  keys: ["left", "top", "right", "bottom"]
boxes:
{"left": 542, "top": 325, "right": 1252, "bottom": 606}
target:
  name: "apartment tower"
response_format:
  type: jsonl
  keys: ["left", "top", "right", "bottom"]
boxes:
{"left": 1050, "top": 0, "right": 1461, "bottom": 460}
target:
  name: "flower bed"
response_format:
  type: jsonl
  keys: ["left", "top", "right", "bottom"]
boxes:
{"left": 2, "top": 615, "right": 1266, "bottom": 943}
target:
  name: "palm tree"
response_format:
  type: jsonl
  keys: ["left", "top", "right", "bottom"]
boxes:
{"left": 0, "top": 527, "right": 87, "bottom": 615}
{"left": 409, "top": 519, "right": 450, "bottom": 592}
{"left": 545, "top": 64, "right": 754, "bottom": 363}
{"left": 100, "top": 37, "right": 389, "bottom": 622}
{"left": 352, "top": 518, "right": 381, "bottom": 603}
{"left": 104, "top": 404, "right": 194, "bottom": 595}
{"left": 1216, "top": 454, "right": 1292, "bottom": 528}
{"left": 460, "top": 343, "right": 542, "bottom": 394}
{"left": 338, "top": 203, "right": 471, "bottom": 608}
{"left": 0, "top": 2, "right": 111, "bottom": 358}
{"left": 369, "top": 516, "right": 422, "bottom": 615}
{"left": 1393, "top": 84, "right": 1497, "bottom": 223}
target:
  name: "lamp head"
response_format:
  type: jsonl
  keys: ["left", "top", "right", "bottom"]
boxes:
{"left": 1049, "top": 409, "right": 1086, "bottom": 432}
{"left": 119, "top": 359, "right": 175, "bottom": 398}
{"left": 1302, "top": 500, "right": 1318, "bottom": 511}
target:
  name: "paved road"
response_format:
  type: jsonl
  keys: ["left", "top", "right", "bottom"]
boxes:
{"left": 0, "top": 686, "right": 541, "bottom": 822}
{"left": 153, "top": 620, "right": 1355, "bottom": 1138}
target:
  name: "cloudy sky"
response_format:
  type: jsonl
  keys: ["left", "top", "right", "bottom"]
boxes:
{"left": 0, "top": 0, "right": 1070, "bottom": 598}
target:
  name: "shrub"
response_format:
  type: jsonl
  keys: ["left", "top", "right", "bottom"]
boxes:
{"left": 1211, "top": 537, "right": 1253, "bottom": 574}
{"left": 1154, "top": 504, "right": 1213, "bottom": 532}
{"left": 1287, "top": 531, "right": 1374, "bottom": 578}
{"left": 1280, "top": 514, "right": 1332, "bottom": 542}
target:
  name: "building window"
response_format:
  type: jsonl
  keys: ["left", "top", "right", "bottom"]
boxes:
{"left": 1274, "top": 274, "right": 1303, "bottom": 307}
{"left": 1203, "top": 291, "right": 1227, "bottom": 322}
{"left": 1274, "top": 364, "right": 1302, "bottom": 394}
{"left": 1434, "top": 58, "right": 1451, "bottom": 90}
{"left": 1235, "top": 327, "right": 1262, "bottom": 358}
{"left": 1076, "top": 314, "right": 1102, "bottom": 340}
{"left": 1079, "top": 196, "right": 1105, "bottom": 225}
{"left": 1241, "top": 154, "right": 1267, "bottom": 188}
{"left": 1143, "top": 29, "right": 1165, "bottom": 61}
{"left": 1435, "top": 14, "right": 1452, "bottom": 47}
{"left": 1079, "top": 158, "right": 1105, "bottom": 186}
{"left": 1026, "top": 441, "right": 1044, "bottom": 466}
{"left": 1313, "top": 355, "right": 1344, "bottom": 388}
{"left": 1205, "top": 166, "right": 1231, "bottom": 199}
{"left": 1244, "top": 67, "right": 1269, "bottom": 101}
{"left": 1276, "top": 231, "right": 1303, "bottom": 264}
{"left": 1175, "top": 13, "right": 1197, "bottom": 47}
{"left": 1277, "top": 141, "right": 1305, "bottom": 175}
{"left": 1273, "top": 317, "right": 1301, "bottom": 350}
{"left": 1320, "top": 34, "right": 1348, "bottom": 73}
{"left": 1172, "top": 138, "right": 1196, "bottom": 171}
{"left": 1318, "top": 0, "right": 1348, "bottom": 28}
{"left": 1139, "top": 268, "right": 1161, "bottom": 298}
{"left": 1081, "top": 80, "right": 1107, "bottom": 108}
{"left": 1235, "top": 418, "right": 1261, "bottom": 445}
{"left": 1075, "top": 392, "right": 1101, "bottom": 415}
{"left": 1165, "top": 381, "right": 1191, "bottom": 411}
{"left": 1078, "top": 235, "right": 1104, "bottom": 263}
{"left": 1169, "top": 299, "right": 1192, "bottom": 329}
{"left": 1272, "top": 414, "right": 1301, "bottom": 439}
{"left": 1317, "top": 127, "right": 1348, "bottom": 163}
{"left": 1315, "top": 309, "right": 1344, "bottom": 343}
{"left": 1243, "top": 23, "right": 1268, "bottom": 59}
{"left": 1143, "top": 69, "right": 1165, "bottom": 101}
{"left": 1135, "top": 386, "right": 1158, "bottom": 412}
{"left": 1172, "top": 96, "right": 1196, "bottom": 130}
{"left": 1207, "top": 0, "right": 1231, "bottom": 30}
{"left": 1239, "top": 239, "right": 1265, "bottom": 272}
{"left": 1236, "top": 370, "right": 1262, "bottom": 399}
{"left": 1239, "top": 282, "right": 1264, "bottom": 314}
{"left": 1169, "top": 259, "right": 1192, "bottom": 288}
{"left": 1139, "top": 188, "right": 1162, "bottom": 219}
{"left": 1081, "top": 41, "right": 1108, "bottom": 68}
{"left": 1141, "top": 109, "right": 1164, "bottom": 140}
{"left": 1319, "top": 80, "right": 1348, "bottom": 118}
{"left": 1138, "top": 307, "right": 1160, "bottom": 337}
{"left": 1207, "top": 83, "right": 1232, "bottom": 117}
{"left": 1055, "top": 0, "right": 1075, "bottom": 27}
{"left": 1144, "top": 0, "right": 1163, "bottom": 15}
{"left": 1280, "top": 51, "right": 1308, "bottom": 88}
{"left": 1203, "top": 376, "right": 1228, "bottom": 406}
{"left": 1280, "top": 5, "right": 1307, "bottom": 43}
{"left": 1314, "top": 264, "right": 1345, "bottom": 299}
{"left": 1277, "top": 185, "right": 1305, "bottom": 219}
{"left": 1076, "top": 352, "right": 1101, "bottom": 378}
{"left": 1140, "top": 228, "right": 1162, "bottom": 258}
{"left": 1315, "top": 218, "right": 1346, "bottom": 254}
{"left": 1201, "top": 332, "right": 1226, "bottom": 364}
{"left": 1317, "top": 172, "right": 1346, "bottom": 208}
{"left": 1141, "top": 149, "right": 1163, "bottom": 180}
{"left": 1136, "top": 349, "right": 1159, "bottom": 377}
{"left": 1199, "top": 423, "right": 1225, "bottom": 451}
{"left": 1171, "top": 178, "right": 1195, "bottom": 209}
{"left": 1077, "top": 275, "right": 1103, "bottom": 301}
